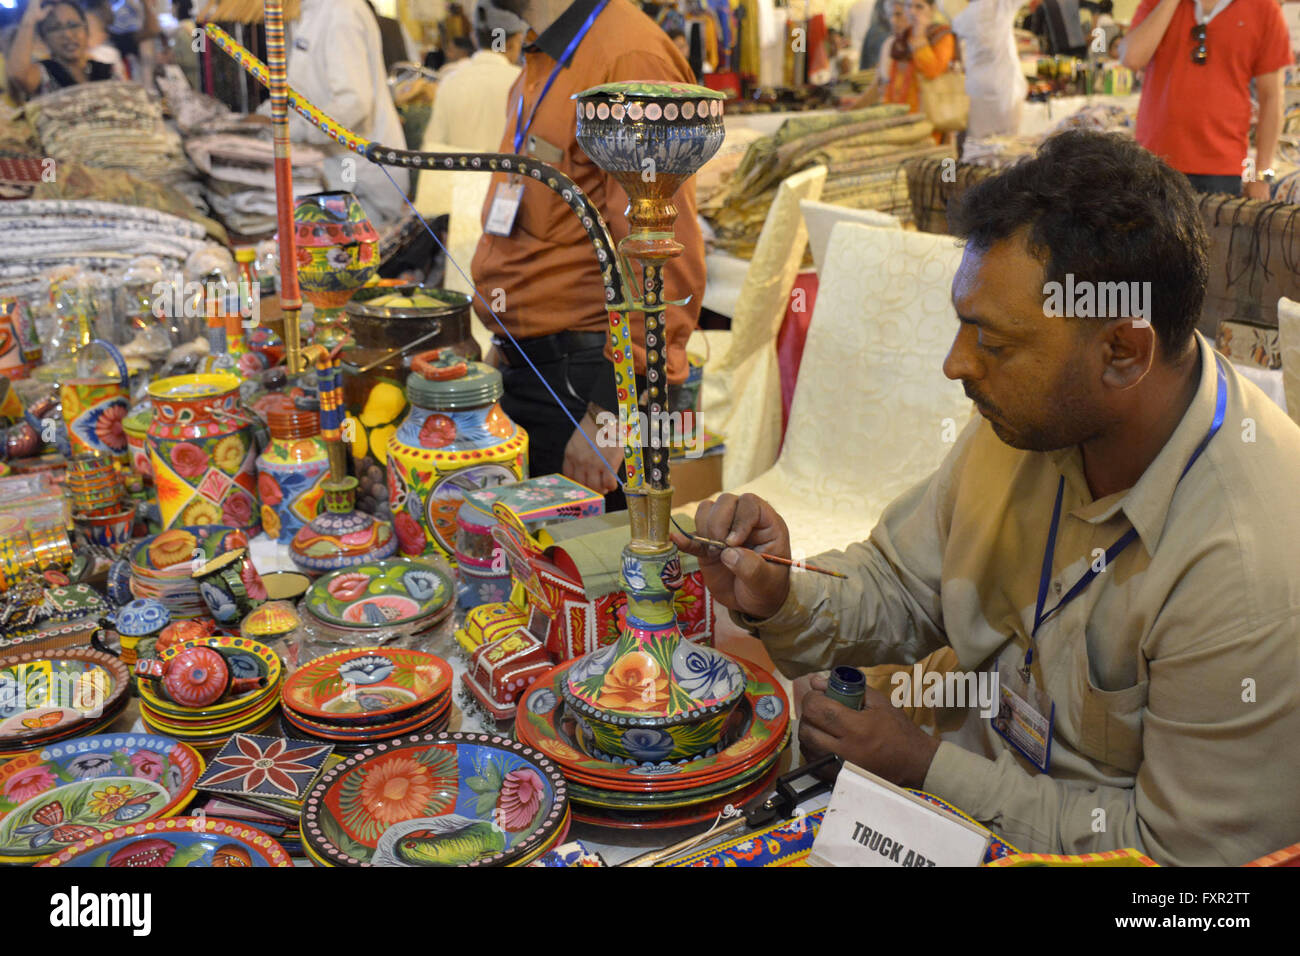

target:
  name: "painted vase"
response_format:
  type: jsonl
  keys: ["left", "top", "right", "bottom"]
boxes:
{"left": 289, "top": 477, "right": 397, "bottom": 576}
{"left": 294, "top": 191, "right": 379, "bottom": 351}
{"left": 114, "top": 597, "right": 171, "bottom": 667}
{"left": 0, "top": 297, "right": 39, "bottom": 380}
{"left": 122, "top": 404, "right": 153, "bottom": 487}
{"left": 386, "top": 349, "right": 527, "bottom": 561}
{"left": 256, "top": 407, "right": 330, "bottom": 543}
{"left": 146, "top": 373, "right": 261, "bottom": 532}
{"left": 60, "top": 339, "right": 130, "bottom": 463}
{"left": 342, "top": 286, "right": 480, "bottom": 523}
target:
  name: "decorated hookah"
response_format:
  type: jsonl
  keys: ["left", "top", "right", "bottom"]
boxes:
{"left": 205, "top": 19, "right": 744, "bottom": 761}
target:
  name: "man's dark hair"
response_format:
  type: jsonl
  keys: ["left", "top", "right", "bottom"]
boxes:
{"left": 451, "top": 35, "right": 474, "bottom": 54}
{"left": 948, "top": 130, "right": 1209, "bottom": 360}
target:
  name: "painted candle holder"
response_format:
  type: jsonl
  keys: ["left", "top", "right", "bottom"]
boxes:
{"left": 256, "top": 407, "right": 330, "bottom": 543}
{"left": 289, "top": 477, "right": 397, "bottom": 576}
{"left": 59, "top": 339, "right": 130, "bottom": 463}
{"left": 191, "top": 547, "right": 267, "bottom": 627}
{"left": 72, "top": 506, "right": 135, "bottom": 549}
{"left": 147, "top": 373, "right": 261, "bottom": 532}
{"left": 63, "top": 452, "right": 125, "bottom": 516}
{"left": 294, "top": 191, "right": 379, "bottom": 353}
{"left": 386, "top": 349, "right": 527, "bottom": 561}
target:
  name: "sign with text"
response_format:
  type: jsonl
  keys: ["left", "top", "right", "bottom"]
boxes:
{"left": 807, "top": 763, "right": 990, "bottom": 868}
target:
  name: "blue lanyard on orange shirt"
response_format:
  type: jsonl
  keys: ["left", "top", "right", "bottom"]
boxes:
{"left": 512, "top": 0, "right": 610, "bottom": 155}
{"left": 1026, "top": 354, "right": 1228, "bottom": 661}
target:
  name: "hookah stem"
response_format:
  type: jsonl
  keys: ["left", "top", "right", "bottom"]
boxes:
{"left": 640, "top": 260, "right": 669, "bottom": 490}
{"left": 259, "top": 1, "right": 303, "bottom": 376}
{"left": 203, "top": 22, "right": 645, "bottom": 488}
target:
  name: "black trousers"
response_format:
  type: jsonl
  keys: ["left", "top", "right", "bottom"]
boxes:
{"left": 500, "top": 346, "right": 627, "bottom": 512}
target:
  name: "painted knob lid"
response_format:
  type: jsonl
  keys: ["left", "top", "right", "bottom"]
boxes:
{"left": 406, "top": 349, "right": 502, "bottom": 410}
{"left": 114, "top": 598, "right": 170, "bottom": 637}
{"left": 241, "top": 600, "right": 300, "bottom": 640}
{"left": 162, "top": 645, "right": 230, "bottom": 707}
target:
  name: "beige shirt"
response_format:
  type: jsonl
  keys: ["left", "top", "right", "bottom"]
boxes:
{"left": 744, "top": 333, "right": 1300, "bottom": 866}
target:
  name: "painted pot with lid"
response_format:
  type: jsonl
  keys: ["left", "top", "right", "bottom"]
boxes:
{"left": 256, "top": 406, "right": 330, "bottom": 543}
{"left": 146, "top": 373, "right": 260, "bottom": 532}
{"left": 386, "top": 349, "right": 527, "bottom": 561}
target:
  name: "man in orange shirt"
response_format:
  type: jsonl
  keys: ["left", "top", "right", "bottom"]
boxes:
{"left": 470, "top": 0, "right": 706, "bottom": 504}
{"left": 1122, "top": 0, "right": 1291, "bottom": 198}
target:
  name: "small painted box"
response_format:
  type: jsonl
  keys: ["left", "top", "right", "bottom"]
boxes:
{"left": 454, "top": 602, "right": 529, "bottom": 656}
{"left": 461, "top": 628, "right": 553, "bottom": 721}
{"left": 460, "top": 475, "right": 604, "bottom": 533}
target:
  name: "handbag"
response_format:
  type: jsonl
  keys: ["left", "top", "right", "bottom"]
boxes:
{"left": 919, "top": 31, "right": 969, "bottom": 133}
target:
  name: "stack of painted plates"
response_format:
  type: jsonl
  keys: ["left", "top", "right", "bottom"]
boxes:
{"left": 299, "top": 558, "right": 455, "bottom": 643}
{"left": 0, "top": 648, "right": 131, "bottom": 761}
{"left": 279, "top": 647, "right": 453, "bottom": 750}
{"left": 129, "top": 526, "right": 243, "bottom": 620}
{"left": 138, "top": 636, "right": 283, "bottom": 751}
{"left": 515, "top": 657, "right": 792, "bottom": 829}
{"left": 0, "top": 733, "right": 203, "bottom": 864}
{"left": 300, "top": 732, "right": 569, "bottom": 866}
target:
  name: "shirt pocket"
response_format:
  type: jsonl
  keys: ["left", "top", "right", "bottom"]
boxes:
{"left": 1071, "top": 633, "right": 1147, "bottom": 775}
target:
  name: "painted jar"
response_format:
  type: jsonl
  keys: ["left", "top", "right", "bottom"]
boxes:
{"left": 122, "top": 404, "right": 153, "bottom": 487}
{"left": 60, "top": 339, "right": 130, "bottom": 463}
{"left": 386, "top": 350, "right": 527, "bottom": 561}
{"left": 256, "top": 407, "right": 330, "bottom": 543}
{"left": 146, "top": 372, "right": 261, "bottom": 532}
{"left": 454, "top": 499, "right": 511, "bottom": 610}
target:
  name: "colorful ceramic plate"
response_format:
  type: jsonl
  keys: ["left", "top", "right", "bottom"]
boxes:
{"left": 137, "top": 636, "right": 281, "bottom": 720}
{"left": 565, "top": 734, "right": 789, "bottom": 811}
{"left": 301, "top": 732, "right": 568, "bottom": 867}
{"left": 304, "top": 559, "right": 453, "bottom": 630}
{"left": 515, "top": 658, "right": 790, "bottom": 792}
{"left": 0, "top": 732, "right": 203, "bottom": 860}
{"left": 281, "top": 647, "right": 452, "bottom": 724}
{"left": 281, "top": 693, "right": 450, "bottom": 740}
{"left": 281, "top": 710, "right": 453, "bottom": 752}
{"left": 570, "top": 763, "right": 782, "bottom": 831}
{"left": 0, "top": 705, "right": 128, "bottom": 762}
{"left": 0, "top": 647, "right": 130, "bottom": 749}
{"left": 37, "top": 815, "right": 293, "bottom": 867}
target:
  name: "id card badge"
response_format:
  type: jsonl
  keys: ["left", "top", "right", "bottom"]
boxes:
{"left": 991, "top": 656, "right": 1055, "bottom": 772}
{"left": 485, "top": 181, "right": 525, "bottom": 237}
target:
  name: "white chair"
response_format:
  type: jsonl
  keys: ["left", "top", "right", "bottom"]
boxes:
{"left": 799, "top": 198, "right": 901, "bottom": 273}
{"left": 693, "top": 164, "right": 828, "bottom": 488}
{"left": 727, "top": 221, "right": 972, "bottom": 555}
{"left": 1278, "top": 297, "right": 1300, "bottom": 426}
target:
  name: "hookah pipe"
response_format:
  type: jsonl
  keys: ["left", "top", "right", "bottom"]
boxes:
{"left": 203, "top": 22, "right": 651, "bottom": 496}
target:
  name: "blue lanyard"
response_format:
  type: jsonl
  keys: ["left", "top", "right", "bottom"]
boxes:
{"left": 1029, "top": 354, "right": 1228, "bottom": 653}
{"left": 512, "top": 0, "right": 610, "bottom": 155}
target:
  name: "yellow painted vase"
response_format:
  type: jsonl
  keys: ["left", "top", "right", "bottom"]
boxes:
{"left": 146, "top": 373, "right": 261, "bottom": 532}
{"left": 386, "top": 350, "right": 527, "bottom": 561}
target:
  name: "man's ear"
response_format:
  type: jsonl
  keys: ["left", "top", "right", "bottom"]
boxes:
{"left": 1099, "top": 318, "right": 1155, "bottom": 391}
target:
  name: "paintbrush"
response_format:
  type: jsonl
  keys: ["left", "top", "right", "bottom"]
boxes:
{"left": 679, "top": 531, "right": 848, "bottom": 579}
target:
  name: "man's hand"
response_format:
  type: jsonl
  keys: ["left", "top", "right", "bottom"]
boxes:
{"left": 799, "top": 676, "right": 941, "bottom": 790}
{"left": 1243, "top": 180, "right": 1271, "bottom": 201}
{"left": 562, "top": 409, "right": 621, "bottom": 495}
{"left": 670, "top": 492, "right": 791, "bottom": 620}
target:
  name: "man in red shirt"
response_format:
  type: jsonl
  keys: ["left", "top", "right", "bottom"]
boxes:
{"left": 1121, "top": 0, "right": 1291, "bottom": 199}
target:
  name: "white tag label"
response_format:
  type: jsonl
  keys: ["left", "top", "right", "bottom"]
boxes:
{"left": 485, "top": 182, "right": 524, "bottom": 237}
{"left": 807, "top": 763, "right": 990, "bottom": 867}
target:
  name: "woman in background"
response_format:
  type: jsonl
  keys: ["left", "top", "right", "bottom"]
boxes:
{"left": 845, "top": 0, "right": 954, "bottom": 120}
{"left": 951, "top": 0, "right": 1026, "bottom": 140}
{"left": 9, "top": 0, "right": 118, "bottom": 98}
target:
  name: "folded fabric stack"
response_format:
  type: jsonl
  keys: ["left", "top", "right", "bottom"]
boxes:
{"left": 24, "top": 81, "right": 200, "bottom": 208}
{"left": 0, "top": 199, "right": 210, "bottom": 300}
{"left": 186, "top": 130, "right": 327, "bottom": 238}
{"left": 702, "top": 105, "right": 952, "bottom": 257}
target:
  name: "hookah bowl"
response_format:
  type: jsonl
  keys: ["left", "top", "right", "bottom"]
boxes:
{"left": 559, "top": 82, "right": 745, "bottom": 765}
{"left": 292, "top": 191, "right": 379, "bottom": 354}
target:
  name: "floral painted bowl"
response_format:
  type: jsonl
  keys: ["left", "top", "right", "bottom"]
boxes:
{"left": 37, "top": 816, "right": 292, "bottom": 867}
{"left": 0, "top": 732, "right": 203, "bottom": 861}
{"left": 281, "top": 647, "right": 451, "bottom": 726}
{"left": 304, "top": 558, "right": 453, "bottom": 631}
{"left": 300, "top": 732, "right": 568, "bottom": 867}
